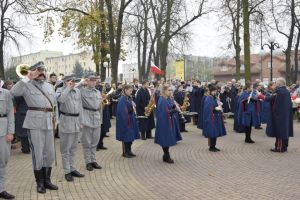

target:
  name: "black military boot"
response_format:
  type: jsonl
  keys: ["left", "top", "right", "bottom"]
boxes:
{"left": 43, "top": 167, "right": 58, "bottom": 190}
{"left": 0, "top": 191, "right": 15, "bottom": 199}
{"left": 128, "top": 143, "right": 136, "bottom": 157}
{"left": 245, "top": 127, "right": 255, "bottom": 143}
{"left": 34, "top": 170, "right": 46, "bottom": 194}
{"left": 162, "top": 148, "right": 174, "bottom": 164}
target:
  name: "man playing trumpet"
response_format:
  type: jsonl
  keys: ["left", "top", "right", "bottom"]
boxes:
{"left": 10, "top": 61, "right": 59, "bottom": 194}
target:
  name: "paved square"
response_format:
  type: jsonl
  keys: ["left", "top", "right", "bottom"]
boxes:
{"left": 5, "top": 119, "right": 300, "bottom": 200}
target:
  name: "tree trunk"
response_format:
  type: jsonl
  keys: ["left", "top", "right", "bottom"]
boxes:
{"left": 285, "top": 0, "right": 295, "bottom": 85}
{"left": 0, "top": 47, "right": 4, "bottom": 80}
{"left": 100, "top": 0, "right": 107, "bottom": 82}
{"left": 243, "top": 0, "right": 251, "bottom": 81}
{"left": 235, "top": 0, "right": 241, "bottom": 80}
{"left": 159, "top": 0, "right": 173, "bottom": 78}
{"left": 294, "top": 27, "right": 300, "bottom": 83}
{"left": 138, "top": 31, "right": 142, "bottom": 81}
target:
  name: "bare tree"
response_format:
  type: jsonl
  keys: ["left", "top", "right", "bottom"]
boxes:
{"left": 0, "top": 0, "right": 30, "bottom": 79}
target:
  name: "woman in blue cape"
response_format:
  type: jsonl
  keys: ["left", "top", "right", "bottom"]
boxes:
{"left": 237, "top": 82, "right": 261, "bottom": 143}
{"left": 155, "top": 85, "right": 182, "bottom": 164}
{"left": 260, "top": 83, "right": 274, "bottom": 124}
{"left": 202, "top": 85, "right": 227, "bottom": 152}
{"left": 116, "top": 85, "right": 140, "bottom": 158}
{"left": 233, "top": 87, "right": 245, "bottom": 133}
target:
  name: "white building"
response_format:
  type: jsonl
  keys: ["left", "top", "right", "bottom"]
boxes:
{"left": 45, "top": 51, "right": 96, "bottom": 75}
{"left": 11, "top": 50, "right": 96, "bottom": 76}
{"left": 11, "top": 50, "right": 63, "bottom": 67}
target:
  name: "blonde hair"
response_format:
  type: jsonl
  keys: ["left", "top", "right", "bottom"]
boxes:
{"left": 161, "top": 84, "right": 171, "bottom": 97}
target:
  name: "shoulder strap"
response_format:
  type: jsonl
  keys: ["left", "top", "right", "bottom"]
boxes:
{"left": 33, "top": 83, "right": 54, "bottom": 109}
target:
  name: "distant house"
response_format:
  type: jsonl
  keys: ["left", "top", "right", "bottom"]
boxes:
{"left": 213, "top": 53, "right": 300, "bottom": 83}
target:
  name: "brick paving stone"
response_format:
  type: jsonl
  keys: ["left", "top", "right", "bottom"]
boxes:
{"left": 5, "top": 119, "right": 300, "bottom": 200}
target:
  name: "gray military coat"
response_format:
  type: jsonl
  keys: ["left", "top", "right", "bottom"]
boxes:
{"left": 0, "top": 88, "right": 14, "bottom": 136}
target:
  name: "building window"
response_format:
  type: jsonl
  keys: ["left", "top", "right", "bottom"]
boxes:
{"left": 221, "top": 65, "right": 228, "bottom": 71}
{"left": 268, "top": 62, "right": 271, "bottom": 69}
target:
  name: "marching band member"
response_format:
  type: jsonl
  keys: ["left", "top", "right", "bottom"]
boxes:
{"left": 155, "top": 85, "right": 182, "bottom": 164}
{"left": 174, "top": 85, "right": 188, "bottom": 132}
{"left": 56, "top": 74, "right": 85, "bottom": 182}
{"left": 0, "top": 84, "right": 15, "bottom": 199}
{"left": 135, "top": 80, "right": 155, "bottom": 140}
{"left": 203, "top": 85, "right": 227, "bottom": 152}
{"left": 258, "top": 78, "right": 293, "bottom": 152}
{"left": 11, "top": 62, "right": 59, "bottom": 193}
{"left": 236, "top": 82, "right": 261, "bottom": 144}
{"left": 77, "top": 73, "right": 102, "bottom": 171}
{"left": 111, "top": 83, "right": 123, "bottom": 117}
{"left": 116, "top": 84, "right": 140, "bottom": 158}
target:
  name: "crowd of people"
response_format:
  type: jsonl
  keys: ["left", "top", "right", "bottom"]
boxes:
{"left": 0, "top": 61, "right": 297, "bottom": 199}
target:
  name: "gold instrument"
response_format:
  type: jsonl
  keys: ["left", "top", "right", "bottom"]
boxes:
{"left": 144, "top": 95, "right": 156, "bottom": 117}
{"left": 102, "top": 84, "right": 115, "bottom": 107}
{"left": 180, "top": 91, "right": 190, "bottom": 112}
{"left": 16, "top": 64, "right": 30, "bottom": 78}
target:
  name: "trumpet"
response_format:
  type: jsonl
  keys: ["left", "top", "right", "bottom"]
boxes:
{"left": 16, "top": 64, "right": 30, "bottom": 79}
{"left": 102, "top": 85, "right": 115, "bottom": 107}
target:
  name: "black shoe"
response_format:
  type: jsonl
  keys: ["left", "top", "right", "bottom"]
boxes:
{"left": 43, "top": 167, "right": 58, "bottom": 190}
{"left": 21, "top": 150, "right": 30, "bottom": 154}
{"left": 129, "top": 151, "right": 136, "bottom": 157}
{"left": 146, "top": 136, "right": 154, "bottom": 139}
{"left": 182, "top": 129, "right": 188, "bottom": 132}
{"left": 214, "top": 147, "right": 221, "bottom": 151}
{"left": 163, "top": 155, "right": 174, "bottom": 164}
{"left": 270, "top": 148, "right": 287, "bottom": 153}
{"left": 86, "top": 163, "right": 93, "bottom": 171}
{"left": 65, "top": 173, "right": 74, "bottom": 182}
{"left": 255, "top": 127, "right": 263, "bottom": 130}
{"left": 96, "top": 146, "right": 107, "bottom": 151}
{"left": 91, "top": 162, "right": 102, "bottom": 169}
{"left": 71, "top": 170, "right": 85, "bottom": 178}
{"left": 34, "top": 170, "right": 46, "bottom": 194}
{"left": 245, "top": 139, "right": 255, "bottom": 143}
{"left": 209, "top": 147, "right": 219, "bottom": 152}
{"left": 0, "top": 191, "right": 15, "bottom": 199}
{"left": 104, "top": 135, "right": 110, "bottom": 137}
{"left": 122, "top": 152, "right": 133, "bottom": 158}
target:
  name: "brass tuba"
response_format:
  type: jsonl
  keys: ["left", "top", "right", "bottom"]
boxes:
{"left": 102, "top": 84, "right": 115, "bottom": 107}
{"left": 16, "top": 64, "right": 30, "bottom": 79}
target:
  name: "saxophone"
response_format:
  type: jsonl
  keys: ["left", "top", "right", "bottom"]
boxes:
{"left": 144, "top": 95, "right": 156, "bottom": 117}
{"left": 180, "top": 91, "right": 190, "bottom": 112}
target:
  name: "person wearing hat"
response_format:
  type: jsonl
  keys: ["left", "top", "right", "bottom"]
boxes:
{"left": 10, "top": 61, "right": 59, "bottom": 194}
{"left": 56, "top": 74, "right": 85, "bottom": 182}
{"left": 0, "top": 82, "right": 15, "bottom": 199}
{"left": 202, "top": 85, "right": 227, "bottom": 152}
{"left": 76, "top": 73, "right": 102, "bottom": 171}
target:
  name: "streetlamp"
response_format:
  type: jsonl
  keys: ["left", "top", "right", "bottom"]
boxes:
{"left": 262, "top": 37, "right": 280, "bottom": 82}
{"left": 106, "top": 54, "right": 111, "bottom": 77}
{"left": 129, "top": 66, "right": 136, "bottom": 80}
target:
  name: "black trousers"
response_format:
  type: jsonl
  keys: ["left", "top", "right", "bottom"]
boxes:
{"left": 97, "top": 124, "right": 106, "bottom": 148}
{"left": 245, "top": 126, "right": 252, "bottom": 140}
{"left": 162, "top": 147, "right": 169, "bottom": 155}
{"left": 20, "top": 137, "right": 30, "bottom": 153}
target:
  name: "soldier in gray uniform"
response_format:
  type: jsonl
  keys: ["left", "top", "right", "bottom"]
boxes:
{"left": 77, "top": 73, "right": 103, "bottom": 171}
{"left": 56, "top": 74, "right": 85, "bottom": 182}
{"left": 0, "top": 86, "right": 15, "bottom": 199}
{"left": 10, "top": 62, "right": 59, "bottom": 194}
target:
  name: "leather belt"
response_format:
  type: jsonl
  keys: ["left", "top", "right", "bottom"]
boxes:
{"left": 60, "top": 111, "right": 80, "bottom": 117}
{"left": 83, "top": 107, "right": 99, "bottom": 112}
{"left": 0, "top": 114, "right": 7, "bottom": 118}
{"left": 28, "top": 107, "right": 53, "bottom": 112}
